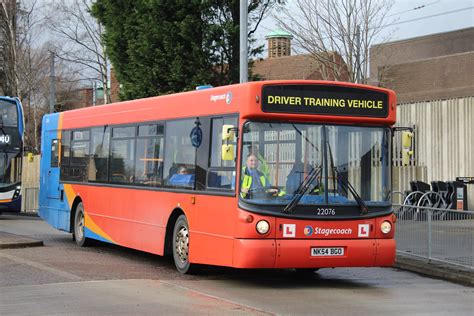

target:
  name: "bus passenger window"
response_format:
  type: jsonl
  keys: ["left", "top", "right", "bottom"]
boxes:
{"left": 90, "top": 127, "right": 110, "bottom": 182}
{"left": 51, "top": 139, "right": 59, "bottom": 167}
{"left": 163, "top": 119, "right": 196, "bottom": 189}
{"left": 110, "top": 130, "right": 135, "bottom": 184}
{"left": 135, "top": 124, "right": 164, "bottom": 187}
{"left": 207, "top": 116, "right": 238, "bottom": 190}
{"left": 70, "top": 130, "right": 90, "bottom": 182}
{"left": 60, "top": 131, "right": 71, "bottom": 181}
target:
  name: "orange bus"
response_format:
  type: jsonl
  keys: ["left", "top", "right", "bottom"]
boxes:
{"left": 39, "top": 80, "right": 397, "bottom": 273}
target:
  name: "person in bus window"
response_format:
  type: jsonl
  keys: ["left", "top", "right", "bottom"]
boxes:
{"left": 247, "top": 145, "right": 270, "bottom": 179}
{"left": 169, "top": 165, "right": 194, "bottom": 187}
{"left": 240, "top": 153, "right": 279, "bottom": 198}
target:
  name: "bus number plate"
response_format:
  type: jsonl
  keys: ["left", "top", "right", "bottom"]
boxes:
{"left": 311, "top": 247, "right": 344, "bottom": 257}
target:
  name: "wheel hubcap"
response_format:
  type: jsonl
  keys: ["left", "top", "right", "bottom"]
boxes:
{"left": 76, "top": 212, "right": 84, "bottom": 241}
{"left": 175, "top": 225, "right": 189, "bottom": 263}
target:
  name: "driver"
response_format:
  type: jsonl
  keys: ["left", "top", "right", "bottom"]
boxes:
{"left": 240, "top": 153, "right": 278, "bottom": 199}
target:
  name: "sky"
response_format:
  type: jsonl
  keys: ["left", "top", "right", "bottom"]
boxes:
{"left": 255, "top": 0, "right": 474, "bottom": 51}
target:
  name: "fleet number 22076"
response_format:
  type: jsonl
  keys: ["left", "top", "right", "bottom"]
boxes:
{"left": 317, "top": 208, "right": 336, "bottom": 215}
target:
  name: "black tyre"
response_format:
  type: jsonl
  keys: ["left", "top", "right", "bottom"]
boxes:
{"left": 73, "top": 202, "right": 92, "bottom": 247}
{"left": 172, "top": 215, "right": 197, "bottom": 274}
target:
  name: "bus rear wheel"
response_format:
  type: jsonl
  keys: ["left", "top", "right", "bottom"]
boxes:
{"left": 172, "top": 215, "right": 196, "bottom": 274}
{"left": 73, "top": 202, "right": 92, "bottom": 247}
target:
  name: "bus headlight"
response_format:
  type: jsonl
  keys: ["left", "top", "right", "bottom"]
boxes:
{"left": 256, "top": 220, "right": 270, "bottom": 235}
{"left": 381, "top": 221, "right": 392, "bottom": 234}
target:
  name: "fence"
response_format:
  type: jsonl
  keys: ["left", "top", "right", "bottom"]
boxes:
{"left": 395, "top": 204, "right": 474, "bottom": 269}
{"left": 21, "top": 155, "right": 40, "bottom": 213}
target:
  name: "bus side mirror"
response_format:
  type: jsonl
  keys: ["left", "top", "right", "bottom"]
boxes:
{"left": 402, "top": 131, "right": 413, "bottom": 148}
{"left": 222, "top": 125, "right": 235, "bottom": 142}
{"left": 222, "top": 144, "right": 235, "bottom": 161}
{"left": 401, "top": 131, "right": 413, "bottom": 166}
{"left": 222, "top": 124, "right": 236, "bottom": 161}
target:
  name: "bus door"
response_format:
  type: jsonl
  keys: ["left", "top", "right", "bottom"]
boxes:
{"left": 44, "top": 131, "right": 61, "bottom": 201}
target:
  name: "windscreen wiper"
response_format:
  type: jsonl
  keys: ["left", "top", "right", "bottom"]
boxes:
{"left": 283, "top": 164, "right": 322, "bottom": 213}
{"left": 334, "top": 168, "right": 369, "bottom": 215}
{"left": 326, "top": 140, "right": 368, "bottom": 215}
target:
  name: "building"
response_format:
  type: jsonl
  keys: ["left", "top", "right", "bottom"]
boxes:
{"left": 265, "top": 29, "right": 293, "bottom": 59}
{"left": 252, "top": 30, "right": 349, "bottom": 81}
{"left": 370, "top": 28, "right": 474, "bottom": 209}
{"left": 370, "top": 27, "right": 474, "bottom": 104}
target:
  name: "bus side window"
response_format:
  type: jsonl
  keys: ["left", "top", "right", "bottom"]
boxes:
{"left": 134, "top": 124, "right": 164, "bottom": 187}
{"left": 70, "top": 130, "right": 90, "bottom": 182}
{"left": 163, "top": 119, "right": 196, "bottom": 189}
{"left": 51, "top": 139, "right": 59, "bottom": 167}
{"left": 90, "top": 126, "right": 111, "bottom": 183}
{"left": 207, "top": 116, "right": 238, "bottom": 190}
{"left": 60, "top": 131, "right": 71, "bottom": 181}
{"left": 110, "top": 126, "right": 136, "bottom": 184}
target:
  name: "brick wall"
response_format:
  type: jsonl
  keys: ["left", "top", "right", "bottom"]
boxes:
{"left": 383, "top": 52, "right": 474, "bottom": 103}
{"left": 370, "top": 28, "right": 474, "bottom": 79}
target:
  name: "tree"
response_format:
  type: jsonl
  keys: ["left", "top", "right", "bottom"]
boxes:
{"left": 92, "top": 0, "right": 211, "bottom": 100}
{"left": 47, "top": 0, "right": 110, "bottom": 104}
{"left": 93, "top": 1, "right": 282, "bottom": 99}
{"left": 203, "top": 0, "right": 283, "bottom": 86}
{"left": 275, "top": 0, "right": 394, "bottom": 83}
{"left": 16, "top": 0, "right": 49, "bottom": 150}
{"left": 16, "top": 0, "right": 83, "bottom": 150}
{"left": 0, "top": 0, "right": 18, "bottom": 96}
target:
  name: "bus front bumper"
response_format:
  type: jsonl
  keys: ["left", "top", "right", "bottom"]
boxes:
{"left": 232, "top": 238, "right": 395, "bottom": 269}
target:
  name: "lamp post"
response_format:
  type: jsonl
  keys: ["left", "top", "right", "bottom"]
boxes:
{"left": 240, "top": 0, "right": 248, "bottom": 83}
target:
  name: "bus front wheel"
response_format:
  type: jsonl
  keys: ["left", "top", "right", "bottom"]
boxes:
{"left": 73, "top": 202, "right": 92, "bottom": 247}
{"left": 172, "top": 215, "right": 196, "bottom": 274}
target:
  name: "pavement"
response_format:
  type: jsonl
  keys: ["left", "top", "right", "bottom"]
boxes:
{"left": 1, "top": 213, "right": 472, "bottom": 287}
{"left": 394, "top": 253, "right": 474, "bottom": 286}
{"left": 0, "top": 231, "right": 43, "bottom": 249}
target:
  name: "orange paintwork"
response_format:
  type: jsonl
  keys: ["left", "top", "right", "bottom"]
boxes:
{"left": 58, "top": 80, "right": 396, "bottom": 269}
{"left": 60, "top": 80, "right": 396, "bottom": 130}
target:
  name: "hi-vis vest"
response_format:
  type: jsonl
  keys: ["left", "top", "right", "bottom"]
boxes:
{"left": 241, "top": 167, "right": 266, "bottom": 198}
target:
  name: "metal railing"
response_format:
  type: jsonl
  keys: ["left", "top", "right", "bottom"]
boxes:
{"left": 394, "top": 204, "right": 474, "bottom": 269}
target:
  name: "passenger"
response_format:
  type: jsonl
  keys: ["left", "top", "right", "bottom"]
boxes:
{"left": 169, "top": 166, "right": 194, "bottom": 187}
{"left": 240, "top": 153, "right": 279, "bottom": 198}
{"left": 177, "top": 166, "right": 190, "bottom": 175}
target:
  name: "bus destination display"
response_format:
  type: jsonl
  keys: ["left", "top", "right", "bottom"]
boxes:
{"left": 262, "top": 84, "right": 389, "bottom": 118}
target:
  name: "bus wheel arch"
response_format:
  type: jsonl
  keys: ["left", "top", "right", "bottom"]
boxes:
{"left": 164, "top": 208, "right": 184, "bottom": 257}
{"left": 166, "top": 208, "right": 197, "bottom": 274}
{"left": 70, "top": 197, "right": 82, "bottom": 234}
{"left": 70, "top": 197, "right": 92, "bottom": 247}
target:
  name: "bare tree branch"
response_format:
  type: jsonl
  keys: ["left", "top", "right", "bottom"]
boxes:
{"left": 275, "top": 0, "right": 394, "bottom": 83}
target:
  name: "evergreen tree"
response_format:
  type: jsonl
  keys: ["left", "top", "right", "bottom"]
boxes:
{"left": 204, "top": 0, "right": 278, "bottom": 86}
{"left": 93, "top": 0, "right": 210, "bottom": 100}
{"left": 93, "top": 0, "right": 281, "bottom": 100}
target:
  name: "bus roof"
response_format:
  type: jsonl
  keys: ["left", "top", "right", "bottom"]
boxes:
{"left": 45, "top": 80, "right": 396, "bottom": 131}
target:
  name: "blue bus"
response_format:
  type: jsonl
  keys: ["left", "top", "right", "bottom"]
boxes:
{"left": 0, "top": 96, "right": 24, "bottom": 214}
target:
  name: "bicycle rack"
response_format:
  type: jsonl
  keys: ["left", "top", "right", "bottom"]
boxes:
{"left": 415, "top": 191, "right": 448, "bottom": 220}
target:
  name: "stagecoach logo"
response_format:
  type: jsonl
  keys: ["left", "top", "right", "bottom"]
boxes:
{"left": 0, "top": 134, "right": 11, "bottom": 145}
{"left": 358, "top": 224, "right": 370, "bottom": 237}
{"left": 283, "top": 224, "right": 296, "bottom": 238}
{"left": 314, "top": 227, "right": 352, "bottom": 237}
{"left": 304, "top": 225, "right": 313, "bottom": 236}
{"left": 225, "top": 92, "right": 233, "bottom": 104}
{"left": 210, "top": 91, "right": 233, "bottom": 104}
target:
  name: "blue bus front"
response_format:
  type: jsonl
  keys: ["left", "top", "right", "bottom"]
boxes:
{"left": 0, "top": 97, "right": 24, "bottom": 213}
